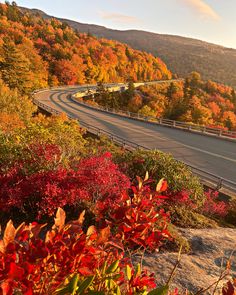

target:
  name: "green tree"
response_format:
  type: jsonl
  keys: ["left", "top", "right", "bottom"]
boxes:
{"left": 225, "top": 116, "right": 233, "bottom": 130}
{"left": 231, "top": 89, "right": 236, "bottom": 108}
{"left": 138, "top": 105, "right": 156, "bottom": 117}
{"left": 0, "top": 40, "right": 32, "bottom": 93}
{"left": 188, "top": 72, "right": 202, "bottom": 97}
{"left": 183, "top": 78, "right": 190, "bottom": 99}
{"left": 0, "top": 79, "right": 36, "bottom": 121}
{"left": 167, "top": 82, "right": 178, "bottom": 100}
{"left": 96, "top": 82, "right": 110, "bottom": 106}
{"left": 126, "top": 81, "right": 135, "bottom": 99}
{"left": 120, "top": 81, "right": 135, "bottom": 108}
{"left": 5, "top": 1, "right": 20, "bottom": 21}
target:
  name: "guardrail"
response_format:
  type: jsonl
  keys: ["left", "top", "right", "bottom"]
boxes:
{"left": 33, "top": 97, "right": 236, "bottom": 195}
{"left": 72, "top": 93, "right": 236, "bottom": 141}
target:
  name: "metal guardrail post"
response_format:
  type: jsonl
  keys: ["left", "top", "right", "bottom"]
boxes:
{"left": 216, "top": 179, "right": 223, "bottom": 191}
{"left": 72, "top": 89, "right": 236, "bottom": 140}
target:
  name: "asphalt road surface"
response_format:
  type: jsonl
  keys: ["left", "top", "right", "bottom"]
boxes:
{"left": 35, "top": 86, "right": 236, "bottom": 183}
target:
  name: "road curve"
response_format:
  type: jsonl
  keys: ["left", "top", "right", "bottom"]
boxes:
{"left": 35, "top": 86, "right": 236, "bottom": 184}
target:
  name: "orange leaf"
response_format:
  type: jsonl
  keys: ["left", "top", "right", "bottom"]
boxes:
{"left": 144, "top": 171, "right": 149, "bottom": 182}
{"left": 1, "top": 279, "right": 13, "bottom": 295}
{"left": 97, "top": 226, "right": 110, "bottom": 245}
{"left": 136, "top": 176, "right": 143, "bottom": 190}
{"left": 156, "top": 179, "right": 168, "bottom": 193}
{"left": 54, "top": 208, "right": 66, "bottom": 231}
{"left": 86, "top": 226, "right": 97, "bottom": 245}
{"left": 3, "top": 220, "right": 16, "bottom": 251}
{"left": 45, "top": 230, "right": 56, "bottom": 243}
{"left": 86, "top": 225, "right": 97, "bottom": 238}
{"left": 78, "top": 210, "right": 86, "bottom": 225}
{"left": 0, "top": 241, "right": 5, "bottom": 254}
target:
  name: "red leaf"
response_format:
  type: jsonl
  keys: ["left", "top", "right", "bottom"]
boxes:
{"left": 8, "top": 262, "right": 25, "bottom": 280}
{"left": 78, "top": 267, "right": 94, "bottom": 276}
{"left": 222, "top": 281, "right": 236, "bottom": 295}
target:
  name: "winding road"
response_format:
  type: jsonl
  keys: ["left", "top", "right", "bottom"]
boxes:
{"left": 34, "top": 84, "right": 236, "bottom": 193}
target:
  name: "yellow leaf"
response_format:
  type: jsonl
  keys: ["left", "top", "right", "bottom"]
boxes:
{"left": 144, "top": 171, "right": 149, "bottom": 182}
{"left": 137, "top": 176, "right": 143, "bottom": 190}
{"left": 86, "top": 225, "right": 97, "bottom": 238}
{"left": 156, "top": 178, "right": 167, "bottom": 192}
{"left": 78, "top": 210, "right": 86, "bottom": 225}
{"left": 54, "top": 208, "right": 66, "bottom": 231}
{"left": 3, "top": 220, "right": 16, "bottom": 252}
{"left": 126, "top": 265, "right": 132, "bottom": 281}
{"left": 135, "top": 263, "right": 141, "bottom": 277}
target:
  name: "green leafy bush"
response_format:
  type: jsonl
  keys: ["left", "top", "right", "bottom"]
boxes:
{"left": 115, "top": 149, "right": 205, "bottom": 206}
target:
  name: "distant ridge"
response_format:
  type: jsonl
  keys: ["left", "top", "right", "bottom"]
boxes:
{"left": 20, "top": 6, "right": 236, "bottom": 87}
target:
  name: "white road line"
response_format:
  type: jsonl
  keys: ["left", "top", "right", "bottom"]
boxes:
{"left": 76, "top": 106, "right": 236, "bottom": 164}
{"left": 113, "top": 123, "right": 236, "bottom": 163}
{"left": 46, "top": 96, "right": 236, "bottom": 164}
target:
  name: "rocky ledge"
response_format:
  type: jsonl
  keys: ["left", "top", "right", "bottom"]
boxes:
{"left": 141, "top": 228, "right": 236, "bottom": 294}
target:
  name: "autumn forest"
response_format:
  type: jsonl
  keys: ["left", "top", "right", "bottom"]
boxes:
{"left": 0, "top": 2, "right": 236, "bottom": 295}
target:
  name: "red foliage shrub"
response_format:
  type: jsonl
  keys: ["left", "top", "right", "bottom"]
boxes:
{"left": 201, "top": 190, "right": 228, "bottom": 218}
{"left": 74, "top": 152, "right": 130, "bottom": 207}
{"left": 165, "top": 188, "right": 228, "bottom": 219}
{"left": 0, "top": 208, "right": 161, "bottom": 295}
{"left": 23, "top": 143, "right": 62, "bottom": 172}
{"left": 166, "top": 190, "right": 196, "bottom": 209}
{"left": 0, "top": 152, "right": 130, "bottom": 217}
{"left": 106, "top": 177, "right": 171, "bottom": 251}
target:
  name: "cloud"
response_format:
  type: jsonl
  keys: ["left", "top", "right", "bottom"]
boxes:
{"left": 99, "top": 11, "right": 140, "bottom": 24}
{"left": 179, "top": 0, "right": 220, "bottom": 20}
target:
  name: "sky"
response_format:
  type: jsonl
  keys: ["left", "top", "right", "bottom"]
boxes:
{"left": 3, "top": 0, "right": 236, "bottom": 49}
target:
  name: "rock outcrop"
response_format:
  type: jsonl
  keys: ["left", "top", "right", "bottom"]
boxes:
{"left": 141, "top": 228, "right": 236, "bottom": 294}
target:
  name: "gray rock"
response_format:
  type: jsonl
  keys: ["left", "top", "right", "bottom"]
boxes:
{"left": 139, "top": 228, "right": 236, "bottom": 294}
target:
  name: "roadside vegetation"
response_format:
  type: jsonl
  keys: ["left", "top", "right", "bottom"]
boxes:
{"left": 84, "top": 72, "right": 236, "bottom": 131}
{"left": 1, "top": 82, "right": 234, "bottom": 293}
{"left": 0, "top": 2, "right": 235, "bottom": 294}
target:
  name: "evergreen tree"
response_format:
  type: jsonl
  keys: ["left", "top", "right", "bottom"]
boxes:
{"left": 183, "top": 78, "right": 190, "bottom": 99}
{"left": 225, "top": 117, "right": 233, "bottom": 130}
{"left": 5, "top": 1, "right": 20, "bottom": 21}
{"left": 96, "top": 82, "right": 110, "bottom": 105}
{"left": 126, "top": 81, "right": 135, "bottom": 99}
{"left": 167, "top": 82, "right": 178, "bottom": 100}
{"left": 0, "top": 40, "right": 32, "bottom": 93}
{"left": 231, "top": 89, "right": 236, "bottom": 108}
{"left": 188, "top": 72, "right": 201, "bottom": 97}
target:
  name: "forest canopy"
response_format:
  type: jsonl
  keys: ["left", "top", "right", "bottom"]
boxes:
{"left": 0, "top": 1, "right": 171, "bottom": 95}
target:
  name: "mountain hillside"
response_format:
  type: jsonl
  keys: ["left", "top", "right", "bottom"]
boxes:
{"left": 0, "top": 2, "right": 170, "bottom": 95}
{"left": 84, "top": 72, "right": 236, "bottom": 130}
{"left": 21, "top": 7, "right": 236, "bottom": 87}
